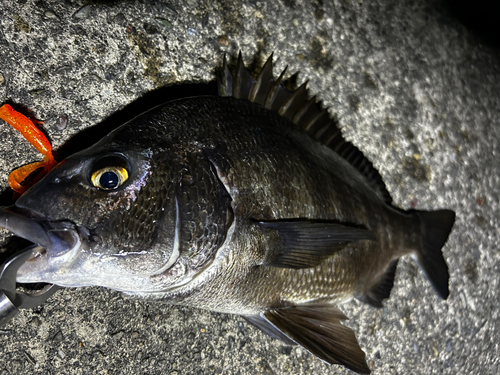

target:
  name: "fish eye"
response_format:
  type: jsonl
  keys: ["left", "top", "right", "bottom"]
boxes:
{"left": 89, "top": 155, "right": 130, "bottom": 191}
{"left": 91, "top": 166, "right": 129, "bottom": 190}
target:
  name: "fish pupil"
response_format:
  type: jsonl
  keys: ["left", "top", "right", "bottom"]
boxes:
{"left": 100, "top": 171, "right": 119, "bottom": 189}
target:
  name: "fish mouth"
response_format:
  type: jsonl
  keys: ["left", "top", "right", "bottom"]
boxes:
{"left": 0, "top": 205, "right": 82, "bottom": 262}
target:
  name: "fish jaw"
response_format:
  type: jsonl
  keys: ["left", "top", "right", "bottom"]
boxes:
{"left": 15, "top": 247, "right": 187, "bottom": 292}
{"left": 0, "top": 205, "right": 89, "bottom": 286}
{"left": 10, "top": 214, "right": 182, "bottom": 291}
{"left": 0, "top": 206, "right": 82, "bottom": 260}
{"left": 6, "top": 205, "right": 182, "bottom": 291}
{"left": 3, "top": 198, "right": 184, "bottom": 292}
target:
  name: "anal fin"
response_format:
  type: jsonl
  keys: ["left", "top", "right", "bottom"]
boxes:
{"left": 357, "top": 260, "right": 398, "bottom": 308}
{"left": 262, "top": 304, "right": 371, "bottom": 374}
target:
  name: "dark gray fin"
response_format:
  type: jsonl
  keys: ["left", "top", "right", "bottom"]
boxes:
{"left": 265, "top": 65, "right": 288, "bottom": 111}
{"left": 234, "top": 52, "right": 255, "bottom": 100}
{"left": 250, "top": 53, "right": 275, "bottom": 105}
{"left": 258, "top": 220, "right": 375, "bottom": 269}
{"left": 357, "top": 260, "right": 398, "bottom": 308}
{"left": 278, "top": 82, "right": 309, "bottom": 121}
{"left": 412, "top": 209, "right": 455, "bottom": 299}
{"left": 264, "top": 304, "right": 371, "bottom": 374}
{"left": 217, "top": 53, "right": 393, "bottom": 205}
{"left": 217, "top": 54, "right": 233, "bottom": 97}
{"left": 243, "top": 314, "right": 297, "bottom": 346}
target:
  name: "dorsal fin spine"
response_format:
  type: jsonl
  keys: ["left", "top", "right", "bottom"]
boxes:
{"left": 217, "top": 53, "right": 394, "bottom": 205}
{"left": 218, "top": 54, "right": 233, "bottom": 97}
{"left": 234, "top": 52, "right": 256, "bottom": 100}
{"left": 324, "top": 128, "right": 342, "bottom": 145}
{"left": 292, "top": 96, "right": 317, "bottom": 125}
{"left": 314, "top": 123, "right": 331, "bottom": 140}
{"left": 317, "top": 122, "right": 339, "bottom": 143}
{"left": 303, "top": 109, "right": 329, "bottom": 132}
{"left": 329, "top": 133, "right": 343, "bottom": 147}
{"left": 344, "top": 147, "right": 359, "bottom": 161}
{"left": 250, "top": 54, "right": 274, "bottom": 104}
{"left": 264, "top": 66, "right": 287, "bottom": 110}
{"left": 233, "top": 53, "right": 244, "bottom": 98}
{"left": 278, "top": 82, "right": 308, "bottom": 119}
{"left": 351, "top": 154, "right": 363, "bottom": 168}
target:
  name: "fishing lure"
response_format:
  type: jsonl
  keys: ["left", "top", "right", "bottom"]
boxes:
{"left": 0, "top": 104, "right": 57, "bottom": 194}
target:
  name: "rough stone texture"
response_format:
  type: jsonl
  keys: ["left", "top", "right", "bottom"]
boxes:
{"left": 0, "top": 1, "right": 499, "bottom": 374}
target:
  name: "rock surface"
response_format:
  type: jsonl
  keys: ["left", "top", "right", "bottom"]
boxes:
{"left": 0, "top": 0, "right": 499, "bottom": 374}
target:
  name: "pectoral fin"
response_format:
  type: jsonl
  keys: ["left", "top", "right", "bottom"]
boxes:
{"left": 258, "top": 220, "right": 375, "bottom": 268}
{"left": 249, "top": 304, "right": 370, "bottom": 374}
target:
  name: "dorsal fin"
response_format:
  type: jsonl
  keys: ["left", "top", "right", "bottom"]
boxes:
{"left": 217, "top": 53, "right": 392, "bottom": 205}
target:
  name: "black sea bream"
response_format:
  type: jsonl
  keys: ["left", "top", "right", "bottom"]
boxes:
{"left": 0, "top": 54, "right": 455, "bottom": 374}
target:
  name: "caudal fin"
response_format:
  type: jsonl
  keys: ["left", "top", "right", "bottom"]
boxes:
{"left": 413, "top": 210, "right": 455, "bottom": 299}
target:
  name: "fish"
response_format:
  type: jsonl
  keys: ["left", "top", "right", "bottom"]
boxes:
{"left": 0, "top": 53, "right": 455, "bottom": 374}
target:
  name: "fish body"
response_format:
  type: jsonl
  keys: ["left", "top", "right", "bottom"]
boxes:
{"left": 0, "top": 55, "right": 455, "bottom": 374}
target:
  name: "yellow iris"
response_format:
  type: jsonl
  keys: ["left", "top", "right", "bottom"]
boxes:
{"left": 91, "top": 166, "right": 129, "bottom": 190}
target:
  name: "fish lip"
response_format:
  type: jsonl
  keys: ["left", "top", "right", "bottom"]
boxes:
{"left": 0, "top": 205, "right": 82, "bottom": 259}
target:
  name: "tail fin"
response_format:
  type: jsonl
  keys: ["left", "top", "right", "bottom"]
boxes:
{"left": 413, "top": 210, "right": 455, "bottom": 299}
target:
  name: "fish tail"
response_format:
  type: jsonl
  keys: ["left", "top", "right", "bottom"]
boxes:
{"left": 412, "top": 209, "right": 456, "bottom": 299}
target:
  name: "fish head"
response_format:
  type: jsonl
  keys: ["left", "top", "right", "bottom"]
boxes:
{"left": 3, "top": 126, "right": 185, "bottom": 292}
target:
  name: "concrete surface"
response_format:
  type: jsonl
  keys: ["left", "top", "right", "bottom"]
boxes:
{"left": 0, "top": 0, "right": 499, "bottom": 374}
